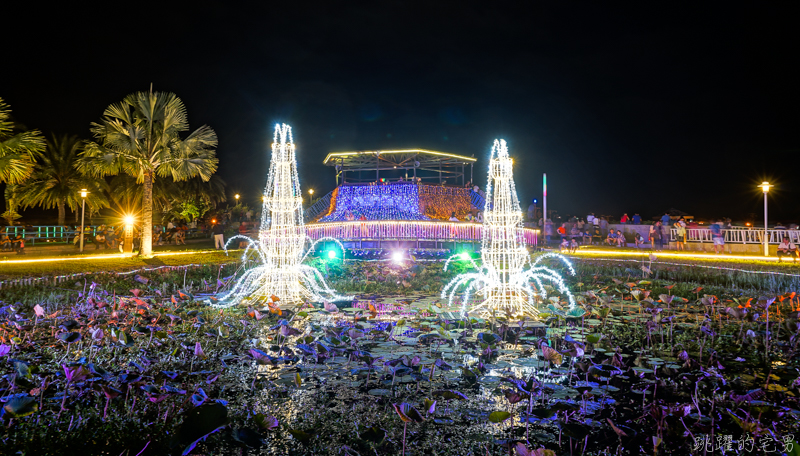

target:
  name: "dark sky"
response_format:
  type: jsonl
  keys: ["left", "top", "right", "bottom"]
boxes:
{"left": 3, "top": 2, "right": 797, "bottom": 222}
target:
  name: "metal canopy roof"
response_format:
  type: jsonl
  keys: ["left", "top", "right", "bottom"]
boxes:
{"left": 323, "top": 149, "right": 476, "bottom": 168}
{"left": 323, "top": 149, "right": 477, "bottom": 186}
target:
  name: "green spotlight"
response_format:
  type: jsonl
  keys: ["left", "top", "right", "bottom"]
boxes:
{"left": 327, "top": 250, "right": 337, "bottom": 259}
{"left": 460, "top": 252, "right": 470, "bottom": 261}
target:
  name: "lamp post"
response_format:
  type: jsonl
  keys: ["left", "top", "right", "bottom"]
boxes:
{"left": 542, "top": 173, "right": 547, "bottom": 227}
{"left": 79, "top": 189, "right": 88, "bottom": 253}
{"left": 759, "top": 182, "right": 772, "bottom": 256}
{"left": 122, "top": 215, "right": 134, "bottom": 253}
{"left": 235, "top": 194, "right": 240, "bottom": 204}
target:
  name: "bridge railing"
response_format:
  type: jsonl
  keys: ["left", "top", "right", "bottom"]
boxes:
{"left": 669, "top": 228, "right": 800, "bottom": 244}
{"left": 1, "top": 225, "right": 209, "bottom": 245}
{"left": 306, "top": 220, "right": 538, "bottom": 246}
{"left": 303, "top": 191, "right": 333, "bottom": 222}
{"left": 469, "top": 189, "right": 486, "bottom": 211}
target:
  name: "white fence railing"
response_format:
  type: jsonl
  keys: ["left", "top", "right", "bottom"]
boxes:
{"left": 669, "top": 228, "right": 800, "bottom": 244}
{"left": 307, "top": 220, "right": 539, "bottom": 246}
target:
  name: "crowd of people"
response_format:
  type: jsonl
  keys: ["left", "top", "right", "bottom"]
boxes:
{"left": 0, "top": 233, "right": 26, "bottom": 254}
{"left": 538, "top": 212, "right": 732, "bottom": 254}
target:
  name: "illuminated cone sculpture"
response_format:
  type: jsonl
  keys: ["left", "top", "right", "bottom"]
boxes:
{"left": 442, "top": 139, "right": 575, "bottom": 318}
{"left": 214, "top": 124, "right": 350, "bottom": 308}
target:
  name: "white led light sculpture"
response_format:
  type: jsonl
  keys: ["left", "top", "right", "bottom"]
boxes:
{"left": 441, "top": 139, "right": 576, "bottom": 318}
{"left": 211, "top": 124, "right": 351, "bottom": 308}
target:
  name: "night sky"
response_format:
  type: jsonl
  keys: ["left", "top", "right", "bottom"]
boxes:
{"left": 3, "top": 2, "right": 797, "bottom": 223}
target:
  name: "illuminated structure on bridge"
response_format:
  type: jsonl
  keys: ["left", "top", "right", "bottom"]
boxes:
{"left": 304, "top": 149, "right": 538, "bottom": 254}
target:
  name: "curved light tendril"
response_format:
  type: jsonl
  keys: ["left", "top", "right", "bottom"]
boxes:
{"left": 208, "top": 124, "right": 351, "bottom": 309}
{"left": 441, "top": 139, "right": 576, "bottom": 319}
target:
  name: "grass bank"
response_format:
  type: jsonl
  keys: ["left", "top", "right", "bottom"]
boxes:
{"left": 0, "top": 250, "right": 238, "bottom": 280}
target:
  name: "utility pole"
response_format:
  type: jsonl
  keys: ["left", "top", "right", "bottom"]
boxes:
{"left": 542, "top": 173, "right": 547, "bottom": 226}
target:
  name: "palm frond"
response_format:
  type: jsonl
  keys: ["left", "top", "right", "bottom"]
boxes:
{"left": 0, "top": 98, "right": 46, "bottom": 184}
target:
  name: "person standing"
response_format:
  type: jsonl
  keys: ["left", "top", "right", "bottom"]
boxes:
{"left": 674, "top": 218, "right": 686, "bottom": 251}
{"left": 570, "top": 224, "right": 580, "bottom": 242}
{"left": 599, "top": 217, "right": 609, "bottom": 238}
{"left": 661, "top": 213, "right": 671, "bottom": 227}
{"left": 587, "top": 213, "right": 595, "bottom": 224}
{"left": 709, "top": 219, "right": 725, "bottom": 254}
{"left": 544, "top": 219, "right": 553, "bottom": 243}
{"left": 649, "top": 221, "right": 663, "bottom": 251}
{"left": 212, "top": 223, "right": 225, "bottom": 250}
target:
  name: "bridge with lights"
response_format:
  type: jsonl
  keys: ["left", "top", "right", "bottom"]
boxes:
{"left": 303, "top": 149, "right": 538, "bottom": 257}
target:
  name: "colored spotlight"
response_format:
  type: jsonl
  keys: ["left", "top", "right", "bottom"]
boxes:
{"left": 327, "top": 250, "right": 337, "bottom": 259}
{"left": 391, "top": 250, "right": 404, "bottom": 264}
{"left": 459, "top": 252, "right": 470, "bottom": 261}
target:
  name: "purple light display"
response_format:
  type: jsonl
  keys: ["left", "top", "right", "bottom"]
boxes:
{"left": 319, "top": 183, "right": 430, "bottom": 222}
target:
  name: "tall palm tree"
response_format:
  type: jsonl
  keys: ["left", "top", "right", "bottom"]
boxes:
{"left": 79, "top": 89, "right": 218, "bottom": 255}
{"left": 15, "top": 134, "right": 109, "bottom": 225}
{"left": 0, "top": 97, "right": 46, "bottom": 185}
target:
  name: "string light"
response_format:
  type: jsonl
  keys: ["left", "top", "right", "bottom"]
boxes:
{"left": 321, "top": 183, "right": 428, "bottom": 221}
{"left": 441, "top": 139, "right": 576, "bottom": 318}
{"left": 211, "top": 124, "right": 351, "bottom": 308}
{"left": 318, "top": 181, "right": 474, "bottom": 222}
{"left": 306, "top": 220, "right": 538, "bottom": 245}
{"left": 323, "top": 149, "right": 477, "bottom": 165}
{"left": 419, "top": 185, "right": 473, "bottom": 220}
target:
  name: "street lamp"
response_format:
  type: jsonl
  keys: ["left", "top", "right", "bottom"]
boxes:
{"left": 759, "top": 181, "right": 772, "bottom": 256}
{"left": 308, "top": 189, "right": 314, "bottom": 196}
{"left": 235, "top": 194, "right": 240, "bottom": 203}
{"left": 122, "top": 215, "right": 135, "bottom": 253}
{"left": 79, "top": 189, "right": 88, "bottom": 253}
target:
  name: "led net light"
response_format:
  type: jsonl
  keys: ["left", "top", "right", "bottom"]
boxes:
{"left": 441, "top": 139, "right": 576, "bottom": 318}
{"left": 318, "top": 182, "right": 473, "bottom": 222}
{"left": 211, "top": 124, "right": 351, "bottom": 308}
{"left": 320, "top": 183, "right": 429, "bottom": 221}
{"left": 305, "top": 220, "right": 539, "bottom": 245}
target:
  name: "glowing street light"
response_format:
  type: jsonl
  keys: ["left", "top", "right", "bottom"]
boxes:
{"left": 760, "top": 181, "right": 772, "bottom": 256}
{"left": 308, "top": 189, "right": 314, "bottom": 196}
{"left": 235, "top": 194, "right": 240, "bottom": 202}
{"left": 79, "top": 189, "right": 88, "bottom": 253}
{"left": 122, "top": 214, "right": 135, "bottom": 253}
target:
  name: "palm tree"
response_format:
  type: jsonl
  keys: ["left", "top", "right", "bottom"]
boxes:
{"left": 0, "top": 97, "right": 46, "bottom": 185}
{"left": 15, "top": 134, "right": 109, "bottom": 225}
{"left": 80, "top": 89, "right": 218, "bottom": 255}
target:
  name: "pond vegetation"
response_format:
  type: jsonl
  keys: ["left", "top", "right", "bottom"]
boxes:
{"left": 1, "top": 255, "right": 798, "bottom": 455}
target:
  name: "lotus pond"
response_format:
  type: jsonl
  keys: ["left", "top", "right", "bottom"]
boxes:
{"left": 1, "top": 255, "right": 799, "bottom": 455}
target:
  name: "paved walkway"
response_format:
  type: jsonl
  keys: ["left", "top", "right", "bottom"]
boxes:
{"left": 570, "top": 247, "right": 793, "bottom": 263}
{"left": 1, "top": 237, "right": 216, "bottom": 259}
